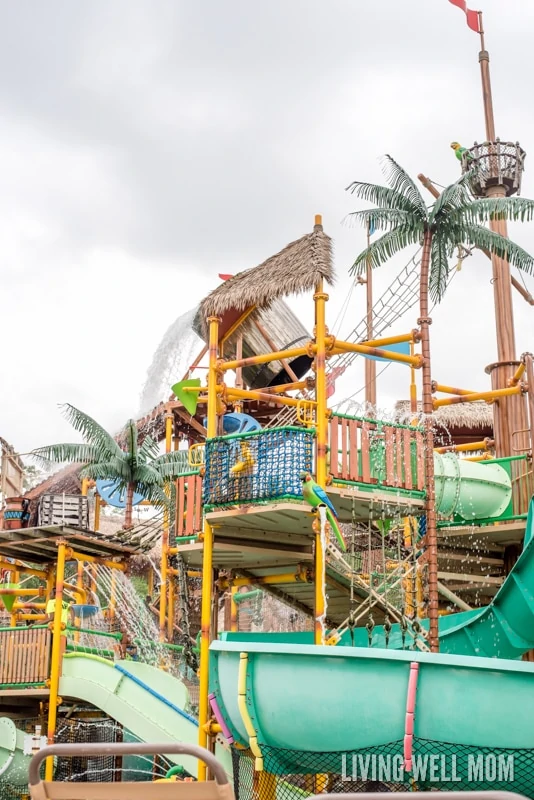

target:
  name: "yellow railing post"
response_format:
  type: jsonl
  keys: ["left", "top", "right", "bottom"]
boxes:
{"left": 94, "top": 493, "right": 101, "bottom": 532}
{"left": 159, "top": 413, "right": 173, "bottom": 643}
{"left": 45, "top": 540, "right": 67, "bottom": 781}
{"left": 314, "top": 241, "right": 328, "bottom": 645}
{"left": 230, "top": 585, "right": 238, "bottom": 632}
{"left": 198, "top": 315, "right": 220, "bottom": 780}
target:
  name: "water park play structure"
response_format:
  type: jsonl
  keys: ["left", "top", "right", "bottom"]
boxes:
{"left": 2, "top": 7, "right": 534, "bottom": 800}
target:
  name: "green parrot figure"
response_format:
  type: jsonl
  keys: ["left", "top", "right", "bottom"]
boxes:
{"left": 300, "top": 471, "right": 346, "bottom": 551}
{"left": 450, "top": 141, "right": 475, "bottom": 163}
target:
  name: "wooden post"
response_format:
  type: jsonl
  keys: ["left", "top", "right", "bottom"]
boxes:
{"left": 419, "top": 230, "right": 439, "bottom": 652}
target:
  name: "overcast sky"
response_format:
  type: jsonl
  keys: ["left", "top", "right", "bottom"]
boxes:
{"left": 2, "top": 0, "right": 534, "bottom": 454}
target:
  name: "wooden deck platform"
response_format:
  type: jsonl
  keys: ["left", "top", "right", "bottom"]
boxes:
{"left": 0, "top": 525, "right": 139, "bottom": 563}
{"left": 178, "top": 539, "right": 391, "bottom": 626}
{"left": 437, "top": 519, "right": 527, "bottom": 549}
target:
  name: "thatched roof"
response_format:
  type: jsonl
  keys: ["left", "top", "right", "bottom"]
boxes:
{"left": 395, "top": 400, "right": 493, "bottom": 431}
{"left": 199, "top": 222, "right": 334, "bottom": 325}
{"left": 24, "top": 463, "right": 83, "bottom": 526}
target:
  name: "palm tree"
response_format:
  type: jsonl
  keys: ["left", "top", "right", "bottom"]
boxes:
{"left": 346, "top": 156, "right": 534, "bottom": 652}
{"left": 31, "top": 404, "right": 189, "bottom": 530}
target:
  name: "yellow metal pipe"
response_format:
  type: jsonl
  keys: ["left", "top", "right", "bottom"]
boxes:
{"left": 66, "top": 550, "right": 126, "bottom": 570}
{"left": 159, "top": 415, "right": 173, "bottom": 643}
{"left": 435, "top": 439, "right": 494, "bottom": 454}
{"left": 0, "top": 562, "right": 46, "bottom": 579}
{"left": 220, "top": 305, "right": 257, "bottom": 345}
{"left": 13, "top": 602, "right": 46, "bottom": 609}
{"left": 433, "top": 385, "right": 523, "bottom": 408}
{"left": 46, "top": 540, "right": 67, "bottom": 781}
{"left": 10, "top": 568, "right": 20, "bottom": 627}
{"left": 81, "top": 478, "right": 89, "bottom": 497}
{"left": 225, "top": 386, "right": 316, "bottom": 409}
{"left": 432, "top": 383, "right": 478, "bottom": 396}
{"left": 238, "top": 653, "right": 263, "bottom": 770}
{"left": 230, "top": 586, "right": 238, "bottom": 632}
{"left": 94, "top": 493, "right": 101, "bottom": 532}
{"left": 509, "top": 362, "right": 526, "bottom": 386}
{"left": 464, "top": 454, "right": 494, "bottom": 462}
{"left": 0, "top": 587, "right": 45, "bottom": 596}
{"left": 198, "top": 315, "right": 220, "bottom": 780}
{"left": 260, "top": 380, "right": 308, "bottom": 395}
{"left": 314, "top": 274, "right": 327, "bottom": 646}
{"left": 409, "top": 342, "right": 418, "bottom": 415}
{"left": 221, "top": 569, "right": 310, "bottom": 590}
{"left": 359, "top": 332, "right": 415, "bottom": 348}
{"left": 220, "top": 345, "right": 313, "bottom": 373}
{"left": 16, "top": 613, "right": 46, "bottom": 621}
{"left": 167, "top": 576, "right": 175, "bottom": 640}
{"left": 331, "top": 340, "right": 422, "bottom": 367}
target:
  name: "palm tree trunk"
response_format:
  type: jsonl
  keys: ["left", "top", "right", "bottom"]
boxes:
{"left": 419, "top": 229, "right": 439, "bottom": 652}
{"left": 123, "top": 483, "right": 134, "bottom": 530}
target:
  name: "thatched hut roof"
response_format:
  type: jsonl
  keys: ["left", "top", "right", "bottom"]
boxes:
{"left": 24, "top": 464, "right": 83, "bottom": 526}
{"left": 395, "top": 400, "right": 493, "bottom": 446}
{"left": 198, "top": 222, "right": 334, "bottom": 328}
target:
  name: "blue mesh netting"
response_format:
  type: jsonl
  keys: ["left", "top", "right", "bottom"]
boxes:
{"left": 203, "top": 427, "right": 314, "bottom": 507}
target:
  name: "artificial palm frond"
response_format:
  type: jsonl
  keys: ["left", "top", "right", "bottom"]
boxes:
{"left": 459, "top": 225, "right": 534, "bottom": 276}
{"left": 152, "top": 450, "right": 191, "bottom": 478}
{"left": 350, "top": 226, "right": 422, "bottom": 275}
{"left": 345, "top": 182, "right": 423, "bottom": 215}
{"left": 78, "top": 458, "right": 131, "bottom": 483}
{"left": 30, "top": 443, "right": 99, "bottom": 467}
{"left": 133, "top": 463, "right": 165, "bottom": 486}
{"left": 452, "top": 196, "right": 534, "bottom": 226}
{"left": 429, "top": 235, "right": 451, "bottom": 303}
{"left": 429, "top": 171, "right": 473, "bottom": 221}
{"left": 380, "top": 155, "right": 427, "bottom": 217}
{"left": 138, "top": 435, "right": 160, "bottom": 464}
{"left": 60, "top": 404, "right": 122, "bottom": 459}
{"left": 124, "top": 419, "right": 138, "bottom": 472}
{"left": 343, "top": 208, "right": 415, "bottom": 233}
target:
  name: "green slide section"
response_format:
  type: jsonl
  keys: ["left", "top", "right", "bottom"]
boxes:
{"left": 347, "top": 496, "right": 534, "bottom": 657}
{"left": 210, "top": 639, "right": 534, "bottom": 787}
{"left": 58, "top": 653, "right": 232, "bottom": 780}
{"left": 433, "top": 452, "right": 511, "bottom": 520}
{"left": 0, "top": 717, "right": 33, "bottom": 784}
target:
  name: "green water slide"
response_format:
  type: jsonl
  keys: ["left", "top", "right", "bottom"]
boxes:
{"left": 209, "top": 639, "right": 534, "bottom": 790}
{"left": 0, "top": 717, "right": 34, "bottom": 785}
{"left": 346, "top": 497, "right": 534, "bottom": 657}
{"left": 432, "top": 452, "right": 512, "bottom": 520}
{"left": 56, "top": 653, "right": 232, "bottom": 780}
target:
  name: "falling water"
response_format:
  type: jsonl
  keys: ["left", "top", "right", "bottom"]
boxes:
{"left": 138, "top": 306, "right": 204, "bottom": 416}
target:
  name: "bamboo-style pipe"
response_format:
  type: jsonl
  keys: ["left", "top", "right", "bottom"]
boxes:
{"left": 433, "top": 383, "right": 478, "bottom": 396}
{"left": 46, "top": 540, "right": 67, "bottom": 781}
{"left": 225, "top": 386, "right": 316, "bottom": 409}
{"left": 314, "top": 266, "right": 328, "bottom": 647}
{"left": 360, "top": 332, "right": 416, "bottom": 349}
{"left": 331, "top": 340, "right": 422, "bottom": 367}
{"left": 509, "top": 363, "right": 526, "bottom": 386}
{"left": 220, "top": 345, "right": 313, "bottom": 373}
{"left": 435, "top": 439, "right": 494, "bottom": 454}
{"left": 197, "top": 316, "right": 220, "bottom": 780}
{"left": 433, "top": 385, "right": 524, "bottom": 408}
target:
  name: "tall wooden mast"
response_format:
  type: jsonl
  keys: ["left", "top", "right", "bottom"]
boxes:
{"left": 462, "top": 12, "right": 529, "bottom": 473}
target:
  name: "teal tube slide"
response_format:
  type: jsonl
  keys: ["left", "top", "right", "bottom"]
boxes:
{"left": 209, "top": 639, "right": 534, "bottom": 789}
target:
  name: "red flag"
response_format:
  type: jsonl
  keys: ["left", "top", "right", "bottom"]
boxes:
{"left": 326, "top": 365, "right": 347, "bottom": 399}
{"left": 218, "top": 273, "right": 234, "bottom": 280}
{"left": 448, "top": 0, "right": 481, "bottom": 33}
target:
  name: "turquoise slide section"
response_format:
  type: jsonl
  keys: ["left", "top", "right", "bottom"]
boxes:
{"left": 210, "top": 639, "right": 534, "bottom": 788}
{"left": 58, "top": 653, "right": 232, "bottom": 780}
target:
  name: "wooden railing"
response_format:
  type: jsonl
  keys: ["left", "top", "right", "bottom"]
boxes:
{"left": 0, "top": 627, "right": 51, "bottom": 685}
{"left": 328, "top": 413, "right": 425, "bottom": 492}
{"left": 175, "top": 474, "right": 203, "bottom": 536}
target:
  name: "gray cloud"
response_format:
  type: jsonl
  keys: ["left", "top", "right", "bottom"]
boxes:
{"left": 1, "top": 0, "right": 533, "bottom": 452}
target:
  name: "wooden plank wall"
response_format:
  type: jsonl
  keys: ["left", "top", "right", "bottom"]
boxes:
{"left": 329, "top": 416, "right": 425, "bottom": 492}
{"left": 175, "top": 475, "right": 203, "bottom": 536}
{"left": 0, "top": 628, "right": 51, "bottom": 684}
